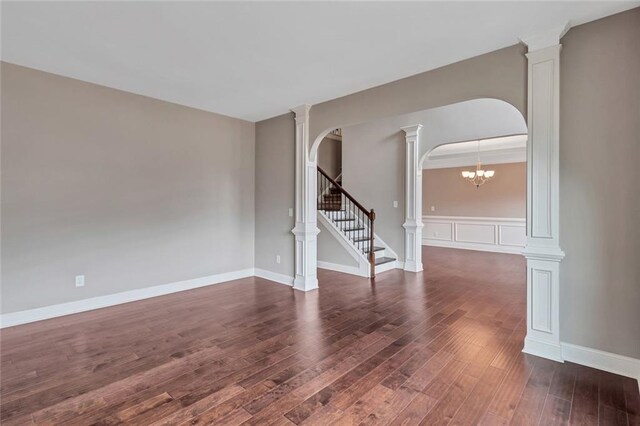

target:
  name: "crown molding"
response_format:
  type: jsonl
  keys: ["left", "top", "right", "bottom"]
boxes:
{"left": 519, "top": 22, "right": 570, "bottom": 51}
{"left": 401, "top": 124, "right": 423, "bottom": 138}
{"left": 290, "top": 104, "right": 311, "bottom": 120}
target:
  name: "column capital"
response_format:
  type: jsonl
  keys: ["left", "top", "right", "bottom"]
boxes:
{"left": 401, "top": 124, "right": 423, "bottom": 138}
{"left": 519, "top": 22, "right": 570, "bottom": 51}
{"left": 291, "top": 104, "right": 311, "bottom": 121}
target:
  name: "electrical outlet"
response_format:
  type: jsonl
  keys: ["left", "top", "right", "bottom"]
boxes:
{"left": 431, "top": 205, "right": 436, "bottom": 212}
{"left": 75, "top": 275, "right": 85, "bottom": 287}
{"left": 276, "top": 255, "right": 281, "bottom": 264}
{"left": 393, "top": 200, "right": 398, "bottom": 208}
{"left": 288, "top": 208, "right": 293, "bottom": 217}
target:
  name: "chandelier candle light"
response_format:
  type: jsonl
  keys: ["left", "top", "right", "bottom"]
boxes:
{"left": 461, "top": 140, "right": 495, "bottom": 188}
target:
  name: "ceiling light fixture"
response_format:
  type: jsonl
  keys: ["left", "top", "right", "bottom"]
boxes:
{"left": 461, "top": 140, "right": 495, "bottom": 188}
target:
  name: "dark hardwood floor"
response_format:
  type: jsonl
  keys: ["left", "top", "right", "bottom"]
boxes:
{"left": 1, "top": 247, "right": 638, "bottom": 425}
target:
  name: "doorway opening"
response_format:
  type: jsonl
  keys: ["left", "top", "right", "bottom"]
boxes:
{"left": 421, "top": 135, "right": 528, "bottom": 256}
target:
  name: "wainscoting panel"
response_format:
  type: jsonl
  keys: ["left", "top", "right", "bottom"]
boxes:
{"left": 455, "top": 222, "right": 496, "bottom": 244}
{"left": 423, "top": 220, "right": 453, "bottom": 241}
{"left": 422, "top": 216, "right": 525, "bottom": 254}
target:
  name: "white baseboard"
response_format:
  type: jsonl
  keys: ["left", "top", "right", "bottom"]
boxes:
{"left": 254, "top": 268, "right": 294, "bottom": 286}
{"left": 317, "top": 261, "right": 366, "bottom": 277}
{"left": 423, "top": 239, "right": 523, "bottom": 255}
{"left": 523, "top": 336, "right": 564, "bottom": 362}
{"left": 562, "top": 342, "right": 640, "bottom": 384}
{"left": 375, "top": 260, "right": 400, "bottom": 274}
{"left": 0, "top": 268, "right": 256, "bottom": 329}
{"left": 523, "top": 337, "right": 640, "bottom": 385}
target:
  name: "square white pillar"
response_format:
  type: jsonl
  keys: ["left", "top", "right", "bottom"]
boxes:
{"left": 401, "top": 124, "right": 424, "bottom": 273}
{"left": 291, "top": 105, "right": 319, "bottom": 291}
{"left": 520, "top": 26, "right": 568, "bottom": 361}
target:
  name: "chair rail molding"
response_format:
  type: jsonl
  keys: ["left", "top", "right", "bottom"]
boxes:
{"left": 291, "top": 104, "right": 319, "bottom": 292}
{"left": 520, "top": 25, "right": 568, "bottom": 362}
{"left": 401, "top": 124, "right": 424, "bottom": 272}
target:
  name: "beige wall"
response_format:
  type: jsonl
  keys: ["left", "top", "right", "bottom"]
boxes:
{"left": 423, "top": 163, "right": 526, "bottom": 218}
{"left": 559, "top": 8, "right": 640, "bottom": 358}
{"left": 1, "top": 62, "right": 256, "bottom": 314}
{"left": 317, "top": 137, "right": 341, "bottom": 180}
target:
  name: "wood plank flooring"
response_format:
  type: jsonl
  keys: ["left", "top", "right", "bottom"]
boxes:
{"left": 1, "top": 247, "right": 638, "bottom": 425}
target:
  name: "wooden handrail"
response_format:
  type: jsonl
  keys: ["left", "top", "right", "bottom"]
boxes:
{"left": 317, "top": 165, "right": 377, "bottom": 278}
{"left": 317, "top": 166, "right": 371, "bottom": 219}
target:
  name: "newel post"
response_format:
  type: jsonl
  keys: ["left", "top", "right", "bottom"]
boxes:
{"left": 401, "top": 124, "right": 424, "bottom": 273}
{"left": 520, "top": 25, "right": 568, "bottom": 361}
{"left": 291, "top": 104, "right": 319, "bottom": 292}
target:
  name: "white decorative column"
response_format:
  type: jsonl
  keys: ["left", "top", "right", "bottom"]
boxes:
{"left": 401, "top": 125, "right": 424, "bottom": 272}
{"left": 291, "top": 105, "right": 319, "bottom": 292}
{"left": 520, "top": 26, "right": 568, "bottom": 362}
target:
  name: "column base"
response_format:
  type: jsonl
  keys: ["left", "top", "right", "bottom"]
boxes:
{"left": 523, "top": 336, "right": 564, "bottom": 362}
{"left": 403, "top": 261, "right": 423, "bottom": 273}
{"left": 293, "top": 276, "right": 319, "bottom": 292}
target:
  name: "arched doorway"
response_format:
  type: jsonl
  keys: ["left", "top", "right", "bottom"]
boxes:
{"left": 292, "top": 38, "right": 565, "bottom": 364}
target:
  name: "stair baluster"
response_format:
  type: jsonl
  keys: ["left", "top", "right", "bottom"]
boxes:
{"left": 317, "top": 166, "right": 377, "bottom": 278}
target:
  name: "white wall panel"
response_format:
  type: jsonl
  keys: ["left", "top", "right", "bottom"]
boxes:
{"left": 423, "top": 216, "right": 525, "bottom": 254}
{"left": 455, "top": 223, "right": 496, "bottom": 244}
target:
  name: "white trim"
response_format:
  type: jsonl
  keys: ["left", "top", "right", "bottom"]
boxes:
{"left": 524, "top": 336, "right": 564, "bottom": 362}
{"left": 254, "top": 268, "right": 294, "bottom": 287}
{"left": 523, "top": 41, "right": 565, "bottom": 362}
{"left": 291, "top": 104, "right": 319, "bottom": 292}
{"left": 423, "top": 151, "right": 526, "bottom": 170}
{"left": 523, "top": 339, "right": 640, "bottom": 385}
{"left": 519, "top": 23, "right": 570, "bottom": 51}
{"left": 317, "top": 261, "right": 362, "bottom": 276}
{"left": 424, "top": 215, "right": 525, "bottom": 223}
{"left": 375, "top": 260, "right": 399, "bottom": 274}
{"left": 562, "top": 342, "right": 640, "bottom": 385}
{"left": 401, "top": 124, "right": 424, "bottom": 273}
{"left": 422, "top": 216, "right": 525, "bottom": 254}
{"left": 0, "top": 268, "right": 255, "bottom": 328}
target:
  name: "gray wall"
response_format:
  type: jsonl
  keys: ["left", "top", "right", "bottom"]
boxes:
{"left": 317, "top": 136, "right": 342, "bottom": 180}
{"left": 559, "top": 9, "right": 640, "bottom": 358}
{"left": 1, "top": 62, "right": 255, "bottom": 313}
{"left": 254, "top": 113, "right": 295, "bottom": 277}
{"left": 309, "top": 44, "right": 527, "bottom": 143}
{"left": 317, "top": 221, "right": 358, "bottom": 268}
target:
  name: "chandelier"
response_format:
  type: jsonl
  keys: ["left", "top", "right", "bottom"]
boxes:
{"left": 461, "top": 140, "right": 495, "bottom": 188}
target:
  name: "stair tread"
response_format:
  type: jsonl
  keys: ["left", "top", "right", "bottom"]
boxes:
{"left": 366, "top": 246, "right": 385, "bottom": 253}
{"left": 343, "top": 227, "right": 365, "bottom": 232}
{"left": 333, "top": 218, "right": 355, "bottom": 222}
{"left": 375, "top": 256, "right": 396, "bottom": 266}
{"left": 352, "top": 236, "right": 371, "bottom": 242}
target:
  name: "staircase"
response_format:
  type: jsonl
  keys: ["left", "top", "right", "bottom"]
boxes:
{"left": 317, "top": 167, "right": 397, "bottom": 278}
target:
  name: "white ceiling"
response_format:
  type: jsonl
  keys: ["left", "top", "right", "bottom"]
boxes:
{"left": 2, "top": 2, "right": 638, "bottom": 122}
{"left": 424, "top": 135, "right": 527, "bottom": 169}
